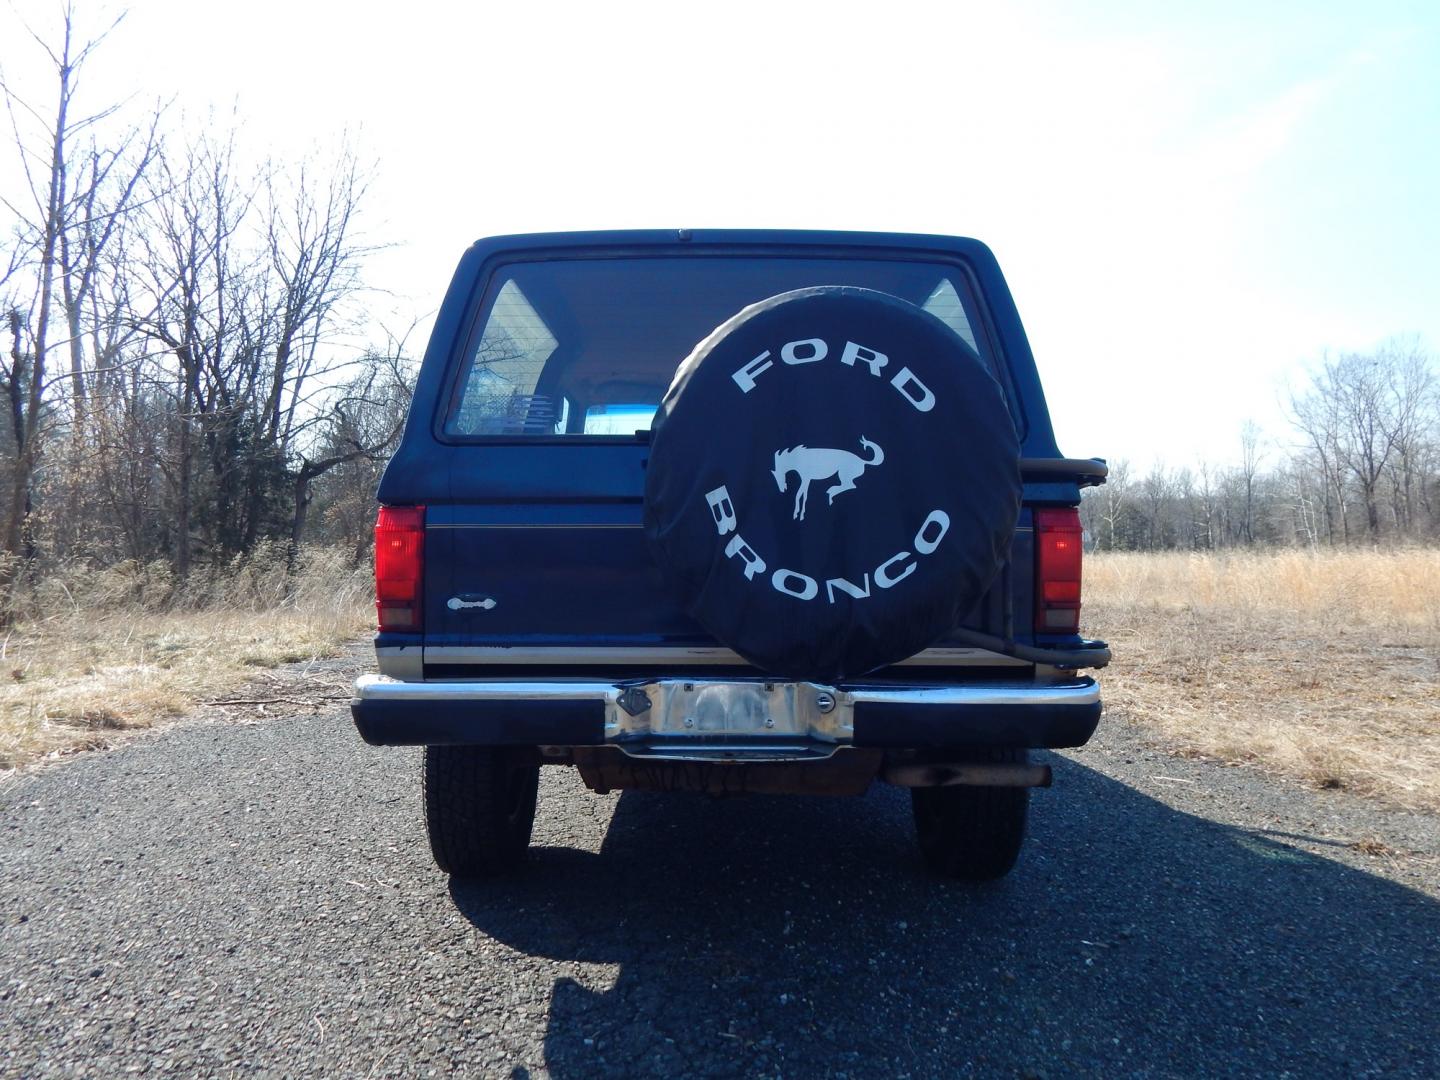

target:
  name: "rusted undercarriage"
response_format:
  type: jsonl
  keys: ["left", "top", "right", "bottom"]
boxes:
{"left": 571, "top": 747, "right": 884, "bottom": 797}
{"left": 565, "top": 747, "right": 1053, "bottom": 796}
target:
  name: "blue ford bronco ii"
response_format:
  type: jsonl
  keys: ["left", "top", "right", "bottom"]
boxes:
{"left": 352, "top": 229, "right": 1108, "bottom": 881}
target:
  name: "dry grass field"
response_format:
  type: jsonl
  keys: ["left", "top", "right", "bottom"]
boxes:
{"left": 0, "top": 547, "right": 371, "bottom": 770}
{"left": 5, "top": 543, "right": 1438, "bottom": 815}
{"left": 1087, "top": 549, "right": 1440, "bottom": 811}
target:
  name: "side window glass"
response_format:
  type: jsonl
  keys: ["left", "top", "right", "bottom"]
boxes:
{"left": 921, "top": 278, "right": 979, "bottom": 353}
{"left": 449, "top": 280, "right": 564, "bottom": 435}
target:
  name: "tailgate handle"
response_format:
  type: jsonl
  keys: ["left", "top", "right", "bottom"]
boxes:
{"left": 447, "top": 594, "right": 497, "bottom": 611}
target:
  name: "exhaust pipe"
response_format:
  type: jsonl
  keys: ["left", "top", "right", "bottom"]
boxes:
{"left": 882, "top": 762, "right": 1053, "bottom": 789}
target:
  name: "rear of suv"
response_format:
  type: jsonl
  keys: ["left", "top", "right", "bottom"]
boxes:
{"left": 352, "top": 229, "right": 1108, "bottom": 881}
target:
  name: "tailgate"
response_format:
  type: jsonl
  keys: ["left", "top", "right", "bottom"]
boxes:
{"left": 419, "top": 458, "right": 1022, "bottom": 672}
{"left": 425, "top": 500, "right": 711, "bottom": 659}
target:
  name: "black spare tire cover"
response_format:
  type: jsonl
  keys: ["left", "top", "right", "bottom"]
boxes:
{"left": 644, "top": 286, "right": 1021, "bottom": 681}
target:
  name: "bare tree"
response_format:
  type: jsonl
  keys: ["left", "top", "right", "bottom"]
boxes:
{"left": 289, "top": 348, "right": 410, "bottom": 555}
{"left": 1195, "top": 461, "right": 1218, "bottom": 550}
{"left": 0, "top": 3, "right": 159, "bottom": 603}
{"left": 245, "top": 148, "right": 374, "bottom": 550}
{"left": 1376, "top": 339, "right": 1434, "bottom": 537}
{"left": 130, "top": 130, "right": 254, "bottom": 574}
{"left": 1238, "top": 420, "right": 1261, "bottom": 545}
{"left": 1137, "top": 465, "right": 1176, "bottom": 551}
{"left": 128, "top": 131, "right": 378, "bottom": 572}
{"left": 1295, "top": 346, "right": 1440, "bottom": 543}
{"left": 1080, "top": 457, "right": 1129, "bottom": 550}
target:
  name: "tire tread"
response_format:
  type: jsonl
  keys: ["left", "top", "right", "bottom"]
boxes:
{"left": 423, "top": 746, "right": 538, "bottom": 877}
{"left": 911, "top": 747, "right": 1030, "bottom": 881}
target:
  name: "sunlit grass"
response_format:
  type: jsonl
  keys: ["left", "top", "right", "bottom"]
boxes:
{"left": 0, "top": 546, "right": 370, "bottom": 770}
{"left": 1087, "top": 549, "right": 1440, "bottom": 810}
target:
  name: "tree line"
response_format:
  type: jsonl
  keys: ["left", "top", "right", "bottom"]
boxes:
{"left": 5, "top": 8, "right": 1432, "bottom": 614}
{"left": 1082, "top": 340, "right": 1438, "bottom": 550}
{"left": 0, "top": 7, "right": 407, "bottom": 609}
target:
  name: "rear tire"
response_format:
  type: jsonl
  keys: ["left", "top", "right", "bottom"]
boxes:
{"left": 423, "top": 746, "right": 539, "bottom": 877}
{"left": 911, "top": 748, "right": 1030, "bottom": 881}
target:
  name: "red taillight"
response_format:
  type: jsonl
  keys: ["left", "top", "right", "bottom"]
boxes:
{"left": 375, "top": 506, "right": 425, "bottom": 632}
{"left": 1035, "top": 507, "right": 1083, "bottom": 634}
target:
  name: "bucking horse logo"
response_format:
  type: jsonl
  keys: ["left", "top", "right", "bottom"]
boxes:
{"left": 772, "top": 438, "right": 885, "bottom": 521}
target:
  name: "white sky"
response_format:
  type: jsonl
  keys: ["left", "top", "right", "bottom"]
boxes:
{"left": 4, "top": 0, "right": 1438, "bottom": 471}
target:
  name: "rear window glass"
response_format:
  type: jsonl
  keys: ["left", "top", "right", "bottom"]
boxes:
{"left": 444, "top": 255, "right": 1005, "bottom": 438}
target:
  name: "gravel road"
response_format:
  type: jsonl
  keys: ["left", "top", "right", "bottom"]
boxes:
{"left": 2, "top": 652, "right": 1438, "bottom": 1078}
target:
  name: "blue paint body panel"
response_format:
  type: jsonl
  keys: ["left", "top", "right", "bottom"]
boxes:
{"left": 425, "top": 503, "right": 701, "bottom": 648}
{"left": 376, "top": 230, "right": 1093, "bottom": 664}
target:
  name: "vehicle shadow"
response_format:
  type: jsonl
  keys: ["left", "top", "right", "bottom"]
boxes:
{"left": 450, "top": 760, "right": 1440, "bottom": 1078}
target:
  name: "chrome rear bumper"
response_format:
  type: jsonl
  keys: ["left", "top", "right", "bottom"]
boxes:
{"left": 351, "top": 675, "right": 1102, "bottom": 758}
